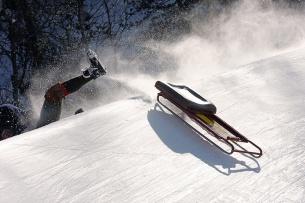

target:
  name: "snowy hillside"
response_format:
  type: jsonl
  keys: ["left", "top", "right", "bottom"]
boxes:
{"left": 0, "top": 48, "right": 305, "bottom": 202}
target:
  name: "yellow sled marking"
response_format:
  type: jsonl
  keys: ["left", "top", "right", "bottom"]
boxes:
{"left": 197, "top": 113, "right": 233, "bottom": 140}
{"left": 196, "top": 113, "right": 214, "bottom": 127}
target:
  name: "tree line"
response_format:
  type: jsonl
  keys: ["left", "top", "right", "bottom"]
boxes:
{"left": 5, "top": 0, "right": 291, "bottom": 106}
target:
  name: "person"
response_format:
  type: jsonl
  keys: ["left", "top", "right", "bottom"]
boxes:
{"left": 0, "top": 50, "right": 107, "bottom": 140}
{"left": 0, "top": 104, "right": 27, "bottom": 139}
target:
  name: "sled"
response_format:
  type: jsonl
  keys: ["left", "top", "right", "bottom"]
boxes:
{"left": 155, "top": 81, "right": 262, "bottom": 158}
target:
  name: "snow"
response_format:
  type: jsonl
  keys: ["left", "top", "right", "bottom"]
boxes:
{"left": 170, "top": 84, "right": 210, "bottom": 105}
{"left": 0, "top": 48, "right": 305, "bottom": 202}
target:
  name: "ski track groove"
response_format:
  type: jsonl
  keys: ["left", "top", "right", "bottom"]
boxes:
{"left": 67, "top": 156, "right": 159, "bottom": 202}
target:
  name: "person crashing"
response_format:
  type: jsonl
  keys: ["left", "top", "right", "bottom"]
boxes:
{"left": 0, "top": 50, "right": 107, "bottom": 140}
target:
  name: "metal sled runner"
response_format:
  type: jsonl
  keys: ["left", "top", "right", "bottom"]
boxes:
{"left": 155, "top": 81, "right": 262, "bottom": 158}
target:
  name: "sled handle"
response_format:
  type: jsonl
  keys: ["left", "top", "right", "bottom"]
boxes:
{"left": 231, "top": 140, "right": 263, "bottom": 158}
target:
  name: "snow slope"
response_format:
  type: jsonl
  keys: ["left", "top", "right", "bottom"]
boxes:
{"left": 0, "top": 48, "right": 305, "bottom": 202}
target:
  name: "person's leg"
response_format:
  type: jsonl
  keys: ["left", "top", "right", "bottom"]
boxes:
{"left": 36, "top": 75, "right": 93, "bottom": 128}
{"left": 36, "top": 98, "right": 62, "bottom": 128}
{"left": 61, "top": 75, "right": 93, "bottom": 94}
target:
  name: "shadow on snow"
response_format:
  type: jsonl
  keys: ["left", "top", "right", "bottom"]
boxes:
{"left": 147, "top": 103, "right": 261, "bottom": 176}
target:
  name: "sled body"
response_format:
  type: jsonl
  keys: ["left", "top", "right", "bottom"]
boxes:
{"left": 155, "top": 81, "right": 262, "bottom": 158}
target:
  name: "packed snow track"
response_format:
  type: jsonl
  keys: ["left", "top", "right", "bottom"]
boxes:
{"left": 0, "top": 48, "right": 305, "bottom": 202}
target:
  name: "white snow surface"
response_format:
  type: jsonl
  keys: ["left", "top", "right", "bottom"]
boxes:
{"left": 171, "top": 85, "right": 210, "bottom": 105}
{"left": 1, "top": 48, "right": 305, "bottom": 202}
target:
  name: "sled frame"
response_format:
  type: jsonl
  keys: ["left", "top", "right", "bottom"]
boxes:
{"left": 157, "top": 93, "right": 263, "bottom": 158}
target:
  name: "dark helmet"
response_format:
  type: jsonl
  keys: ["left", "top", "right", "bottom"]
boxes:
{"left": 0, "top": 104, "right": 26, "bottom": 137}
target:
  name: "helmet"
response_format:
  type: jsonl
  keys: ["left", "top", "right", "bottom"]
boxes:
{"left": 0, "top": 104, "right": 26, "bottom": 138}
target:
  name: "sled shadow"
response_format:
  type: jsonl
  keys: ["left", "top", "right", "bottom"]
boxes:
{"left": 147, "top": 103, "right": 261, "bottom": 176}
